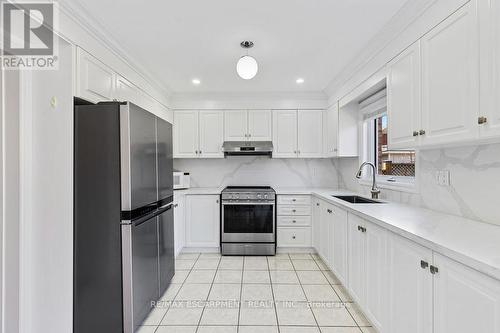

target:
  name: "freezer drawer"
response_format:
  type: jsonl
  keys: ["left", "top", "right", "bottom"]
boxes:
{"left": 158, "top": 205, "right": 175, "bottom": 296}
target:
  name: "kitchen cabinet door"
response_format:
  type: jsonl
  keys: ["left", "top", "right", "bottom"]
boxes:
{"left": 332, "top": 207, "right": 348, "bottom": 284}
{"left": 173, "top": 111, "right": 199, "bottom": 158}
{"left": 115, "top": 75, "right": 142, "bottom": 106}
{"left": 224, "top": 110, "right": 247, "bottom": 141}
{"left": 364, "top": 221, "right": 388, "bottom": 331}
{"left": 312, "top": 199, "right": 322, "bottom": 252}
{"left": 387, "top": 41, "right": 422, "bottom": 149}
{"left": 325, "top": 204, "right": 335, "bottom": 269}
{"left": 324, "top": 105, "right": 339, "bottom": 157}
{"left": 185, "top": 195, "right": 220, "bottom": 248}
{"left": 433, "top": 253, "right": 500, "bottom": 333}
{"left": 387, "top": 234, "right": 433, "bottom": 333}
{"left": 248, "top": 110, "right": 272, "bottom": 141}
{"left": 347, "top": 214, "right": 366, "bottom": 304}
{"left": 479, "top": 0, "right": 500, "bottom": 138}
{"left": 76, "top": 48, "right": 115, "bottom": 103}
{"left": 297, "top": 110, "right": 323, "bottom": 158}
{"left": 199, "top": 111, "right": 224, "bottom": 158}
{"left": 319, "top": 202, "right": 330, "bottom": 261}
{"left": 273, "top": 110, "right": 298, "bottom": 158}
{"left": 420, "top": 2, "right": 479, "bottom": 146}
{"left": 173, "top": 193, "right": 185, "bottom": 256}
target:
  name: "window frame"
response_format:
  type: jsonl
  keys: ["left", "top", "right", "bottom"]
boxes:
{"left": 360, "top": 112, "right": 417, "bottom": 191}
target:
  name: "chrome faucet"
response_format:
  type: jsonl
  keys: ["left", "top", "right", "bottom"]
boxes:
{"left": 356, "top": 162, "right": 381, "bottom": 199}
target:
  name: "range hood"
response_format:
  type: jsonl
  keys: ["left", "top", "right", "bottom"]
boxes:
{"left": 222, "top": 141, "right": 273, "bottom": 157}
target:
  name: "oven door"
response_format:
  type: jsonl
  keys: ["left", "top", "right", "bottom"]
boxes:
{"left": 222, "top": 202, "right": 275, "bottom": 242}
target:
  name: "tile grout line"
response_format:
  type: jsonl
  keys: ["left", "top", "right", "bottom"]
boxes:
{"left": 267, "top": 254, "right": 283, "bottom": 333}
{"left": 291, "top": 253, "right": 322, "bottom": 331}
{"left": 153, "top": 252, "right": 200, "bottom": 333}
{"left": 194, "top": 255, "right": 222, "bottom": 333}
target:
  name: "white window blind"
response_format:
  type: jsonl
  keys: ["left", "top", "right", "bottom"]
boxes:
{"left": 359, "top": 88, "right": 387, "bottom": 120}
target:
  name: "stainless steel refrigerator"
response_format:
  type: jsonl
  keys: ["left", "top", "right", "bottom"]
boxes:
{"left": 74, "top": 100, "right": 174, "bottom": 333}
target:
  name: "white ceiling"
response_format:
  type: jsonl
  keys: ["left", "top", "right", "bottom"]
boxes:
{"left": 70, "top": 0, "right": 407, "bottom": 94}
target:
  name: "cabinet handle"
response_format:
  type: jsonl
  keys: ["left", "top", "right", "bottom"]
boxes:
{"left": 292, "top": 235, "right": 296, "bottom": 239}
{"left": 430, "top": 265, "right": 439, "bottom": 274}
{"left": 292, "top": 209, "right": 296, "bottom": 213}
{"left": 292, "top": 220, "right": 296, "bottom": 223}
{"left": 316, "top": 203, "right": 320, "bottom": 206}
{"left": 357, "top": 226, "right": 366, "bottom": 233}
{"left": 292, "top": 198, "right": 296, "bottom": 202}
{"left": 294, "top": 150, "right": 297, "bottom": 154}
{"left": 420, "top": 260, "right": 429, "bottom": 269}
{"left": 216, "top": 200, "right": 219, "bottom": 204}
{"left": 199, "top": 150, "right": 202, "bottom": 154}
{"left": 413, "top": 131, "right": 419, "bottom": 137}
{"left": 362, "top": 227, "right": 367, "bottom": 233}
{"left": 478, "top": 116, "right": 488, "bottom": 125}
{"left": 419, "top": 129, "right": 426, "bottom": 136}
{"left": 334, "top": 148, "right": 338, "bottom": 152}
{"left": 248, "top": 133, "right": 251, "bottom": 137}
{"left": 327, "top": 209, "right": 332, "bottom": 214}
{"left": 297, "top": 150, "right": 301, "bottom": 154}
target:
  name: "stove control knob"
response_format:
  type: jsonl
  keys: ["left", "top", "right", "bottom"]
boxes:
{"left": 257, "top": 194, "right": 262, "bottom": 199}
{"left": 264, "top": 194, "right": 268, "bottom": 199}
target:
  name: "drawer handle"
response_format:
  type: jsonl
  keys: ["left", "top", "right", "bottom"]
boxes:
{"left": 292, "top": 199, "right": 296, "bottom": 202}
{"left": 292, "top": 220, "right": 296, "bottom": 223}
{"left": 292, "top": 209, "right": 296, "bottom": 213}
{"left": 292, "top": 235, "right": 296, "bottom": 239}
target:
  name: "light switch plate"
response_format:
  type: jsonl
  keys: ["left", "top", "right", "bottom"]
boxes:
{"left": 436, "top": 170, "right": 451, "bottom": 186}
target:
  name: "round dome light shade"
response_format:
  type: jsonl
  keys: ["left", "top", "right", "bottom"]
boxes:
{"left": 236, "top": 55, "right": 258, "bottom": 80}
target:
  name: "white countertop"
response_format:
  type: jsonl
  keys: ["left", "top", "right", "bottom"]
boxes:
{"left": 176, "top": 186, "right": 500, "bottom": 280}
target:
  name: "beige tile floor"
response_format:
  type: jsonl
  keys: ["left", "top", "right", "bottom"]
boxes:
{"left": 137, "top": 253, "right": 376, "bottom": 333}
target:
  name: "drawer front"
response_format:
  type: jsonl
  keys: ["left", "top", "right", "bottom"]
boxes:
{"left": 278, "top": 195, "right": 311, "bottom": 205}
{"left": 277, "top": 205, "right": 311, "bottom": 216}
{"left": 277, "top": 215, "right": 311, "bottom": 227}
{"left": 277, "top": 227, "right": 311, "bottom": 247}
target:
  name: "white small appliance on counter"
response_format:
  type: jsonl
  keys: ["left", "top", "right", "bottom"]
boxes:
{"left": 173, "top": 171, "right": 190, "bottom": 189}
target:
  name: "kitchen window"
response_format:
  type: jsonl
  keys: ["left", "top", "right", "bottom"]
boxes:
{"left": 360, "top": 88, "right": 416, "bottom": 187}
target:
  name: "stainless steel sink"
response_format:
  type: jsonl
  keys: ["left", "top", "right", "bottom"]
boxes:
{"left": 333, "top": 195, "right": 383, "bottom": 204}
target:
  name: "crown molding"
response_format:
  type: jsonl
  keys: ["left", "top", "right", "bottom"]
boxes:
{"left": 323, "top": 0, "right": 437, "bottom": 99}
{"left": 58, "top": 0, "right": 172, "bottom": 100}
{"left": 170, "top": 91, "right": 328, "bottom": 110}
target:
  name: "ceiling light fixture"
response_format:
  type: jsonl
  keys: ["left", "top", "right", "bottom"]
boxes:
{"left": 296, "top": 78, "right": 305, "bottom": 84}
{"left": 236, "top": 41, "right": 258, "bottom": 80}
{"left": 192, "top": 78, "right": 201, "bottom": 85}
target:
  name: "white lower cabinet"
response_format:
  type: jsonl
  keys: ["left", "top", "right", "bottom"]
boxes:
{"left": 173, "top": 193, "right": 185, "bottom": 256}
{"left": 387, "top": 233, "right": 432, "bottom": 333}
{"left": 433, "top": 253, "right": 500, "bottom": 333}
{"left": 184, "top": 195, "right": 220, "bottom": 248}
{"left": 312, "top": 198, "right": 500, "bottom": 333}
{"left": 277, "top": 195, "right": 312, "bottom": 248}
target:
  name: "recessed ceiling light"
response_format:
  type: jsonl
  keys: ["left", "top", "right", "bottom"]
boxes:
{"left": 192, "top": 79, "right": 201, "bottom": 85}
{"left": 296, "top": 78, "right": 305, "bottom": 84}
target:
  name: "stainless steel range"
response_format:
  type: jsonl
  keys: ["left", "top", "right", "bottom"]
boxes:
{"left": 221, "top": 186, "right": 276, "bottom": 256}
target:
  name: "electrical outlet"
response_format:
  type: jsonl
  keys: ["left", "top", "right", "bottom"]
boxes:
{"left": 436, "top": 170, "right": 451, "bottom": 186}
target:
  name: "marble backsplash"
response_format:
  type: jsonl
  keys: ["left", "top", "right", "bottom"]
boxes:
{"left": 336, "top": 143, "right": 500, "bottom": 226}
{"left": 174, "top": 157, "right": 340, "bottom": 189}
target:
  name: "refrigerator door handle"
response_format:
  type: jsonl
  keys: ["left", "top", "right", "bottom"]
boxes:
{"left": 129, "top": 203, "right": 173, "bottom": 227}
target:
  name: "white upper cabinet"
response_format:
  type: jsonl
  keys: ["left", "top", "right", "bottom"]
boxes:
{"left": 387, "top": 41, "right": 422, "bottom": 149}
{"left": 433, "top": 253, "right": 500, "bottom": 333}
{"left": 224, "top": 110, "right": 247, "bottom": 141}
{"left": 173, "top": 111, "right": 199, "bottom": 158}
{"left": 76, "top": 48, "right": 115, "bottom": 102}
{"left": 420, "top": 1, "right": 479, "bottom": 146}
{"left": 273, "top": 110, "right": 323, "bottom": 158}
{"left": 273, "top": 110, "right": 298, "bottom": 158}
{"left": 387, "top": 233, "right": 433, "bottom": 333}
{"left": 324, "top": 104, "right": 339, "bottom": 157}
{"left": 115, "top": 75, "right": 141, "bottom": 105}
{"left": 224, "top": 110, "right": 272, "bottom": 141}
{"left": 199, "top": 111, "right": 224, "bottom": 158}
{"left": 480, "top": 0, "right": 500, "bottom": 138}
{"left": 248, "top": 110, "right": 272, "bottom": 141}
{"left": 173, "top": 110, "right": 224, "bottom": 158}
{"left": 297, "top": 110, "right": 323, "bottom": 158}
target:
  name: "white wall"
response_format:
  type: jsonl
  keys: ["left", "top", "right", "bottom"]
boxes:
{"left": 174, "top": 157, "right": 340, "bottom": 189}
